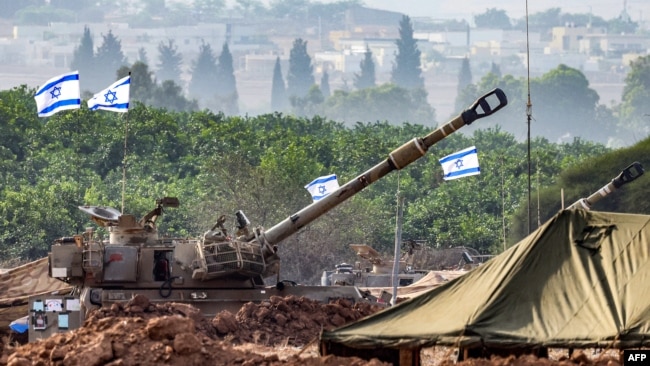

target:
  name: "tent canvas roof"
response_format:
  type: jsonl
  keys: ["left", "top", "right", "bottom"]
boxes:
{"left": 321, "top": 209, "right": 650, "bottom": 351}
{"left": 359, "top": 270, "right": 467, "bottom": 300}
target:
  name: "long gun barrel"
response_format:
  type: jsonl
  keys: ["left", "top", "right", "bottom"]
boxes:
{"left": 568, "top": 162, "right": 644, "bottom": 210}
{"left": 261, "top": 88, "right": 508, "bottom": 246}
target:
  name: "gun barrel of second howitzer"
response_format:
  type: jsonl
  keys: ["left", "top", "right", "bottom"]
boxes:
{"left": 261, "top": 88, "right": 508, "bottom": 246}
{"left": 569, "top": 161, "right": 644, "bottom": 210}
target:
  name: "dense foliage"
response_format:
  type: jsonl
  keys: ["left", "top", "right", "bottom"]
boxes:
{"left": 619, "top": 55, "right": 650, "bottom": 141}
{"left": 455, "top": 64, "right": 619, "bottom": 146}
{"left": 474, "top": 8, "right": 511, "bottom": 29}
{"left": 323, "top": 84, "right": 435, "bottom": 126}
{"left": 1, "top": 86, "right": 648, "bottom": 284}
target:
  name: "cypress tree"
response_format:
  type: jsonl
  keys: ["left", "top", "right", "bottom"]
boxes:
{"left": 454, "top": 57, "right": 475, "bottom": 111}
{"left": 457, "top": 57, "right": 473, "bottom": 94}
{"left": 287, "top": 38, "right": 315, "bottom": 99}
{"left": 215, "top": 42, "right": 239, "bottom": 115}
{"left": 188, "top": 41, "right": 218, "bottom": 105}
{"left": 137, "top": 47, "right": 148, "bottom": 65}
{"left": 157, "top": 39, "right": 183, "bottom": 85}
{"left": 95, "top": 30, "right": 127, "bottom": 88}
{"left": 490, "top": 61, "right": 502, "bottom": 77}
{"left": 70, "top": 26, "right": 95, "bottom": 92}
{"left": 321, "top": 71, "right": 331, "bottom": 98}
{"left": 271, "top": 56, "right": 288, "bottom": 111}
{"left": 391, "top": 15, "right": 424, "bottom": 89}
{"left": 354, "top": 45, "right": 376, "bottom": 90}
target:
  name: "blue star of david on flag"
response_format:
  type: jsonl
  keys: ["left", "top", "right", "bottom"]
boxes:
{"left": 104, "top": 89, "right": 118, "bottom": 104}
{"left": 50, "top": 86, "right": 62, "bottom": 99}
{"left": 87, "top": 75, "right": 130, "bottom": 112}
{"left": 305, "top": 174, "right": 340, "bottom": 202}
{"left": 438, "top": 146, "right": 480, "bottom": 181}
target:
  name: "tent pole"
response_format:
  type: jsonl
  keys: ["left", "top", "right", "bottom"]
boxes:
{"left": 392, "top": 178, "right": 404, "bottom": 306}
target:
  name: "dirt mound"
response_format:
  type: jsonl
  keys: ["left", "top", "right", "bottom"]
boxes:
{"left": 1, "top": 295, "right": 389, "bottom": 366}
{"left": 213, "top": 295, "right": 382, "bottom": 346}
{"left": 438, "top": 351, "right": 621, "bottom": 366}
{"left": 1, "top": 295, "right": 623, "bottom": 366}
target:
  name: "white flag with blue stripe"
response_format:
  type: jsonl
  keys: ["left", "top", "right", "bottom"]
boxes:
{"left": 34, "top": 71, "right": 81, "bottom": 117}
{"left": 439, "top": 146, "right": 480, "bottom": 180}
{"left": 305, "top": 174, "right": 339, "bottom": 202}
{"left": 87, "top": 75, "right": 130, "bottom": 112}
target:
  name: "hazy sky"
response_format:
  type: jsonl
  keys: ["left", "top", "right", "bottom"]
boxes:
{"left": 228, "top": 1, "right": 648, "bottom": 23}
{"left": 356, "top": 0, "right": 649, "bottom": 23}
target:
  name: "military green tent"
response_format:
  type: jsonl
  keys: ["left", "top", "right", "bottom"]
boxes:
{"left": 320, "top": 209, "right": 650, "bottom": 362}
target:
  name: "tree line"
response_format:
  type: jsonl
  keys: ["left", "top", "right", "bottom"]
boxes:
{"left": 454, "top": 55, "right": 650, "bottom": 147}
{"left": 67, "top": 15, "right": 434, "bottom": 126}
{"left": 6, "top": 1, "right": 647, "bottom": 138}
{"left": 2, "top": 83, "right": 648, "bottom": 283}
{"left": 69, "top": 13, "right": 650, "bottom": 146}
{"left": 473, "top": 7, "right": 639, "bottom": 35}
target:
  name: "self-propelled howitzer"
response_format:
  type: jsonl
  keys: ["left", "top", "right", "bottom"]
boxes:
{"left": 29, "top": 89, "right": 507, "bottom": 342}
{"left": 568, "top": 161, "right": 644, "bottom": 210}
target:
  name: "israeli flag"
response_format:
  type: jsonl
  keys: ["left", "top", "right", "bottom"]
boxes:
{"left": 439, "top": 146, "right": 480, "bottom": 180}
{"left": 305, "top": 174, "right": 339, "bottom": 202}
{"left": 87, "top": 75, "right": 130, "bottom": 112}
{"left": 34, "top": 71, "right": 81, "bottom": 117}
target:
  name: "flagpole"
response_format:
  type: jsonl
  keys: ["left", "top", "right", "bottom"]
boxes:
{"left": 501, "top": 156, "right": 506, "bottom": 252}
{"left": 392, "top": 171, "right": 403, "bottom": 306}
{"left": 84, "top": 72, "right": 130, "bottom": 213}
{"left": 536, "top": 157, "right": 541, "bottom": 227}
{"left": 121, "top": 72, "right": 131, "bottom": 214}
{"left": 121, "top": 111, "right": 128, "bottom": 214}
{"left": 525, "top": 0, "right": 533, "bottom": 234}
